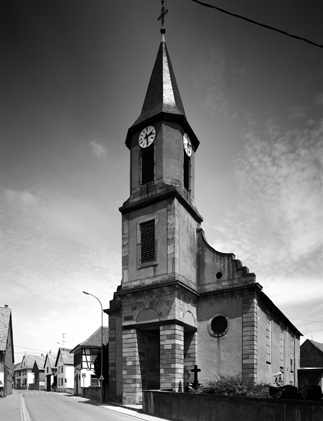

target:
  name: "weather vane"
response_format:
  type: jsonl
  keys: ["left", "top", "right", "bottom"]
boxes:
{"left": 158, "top": 0, "right": 168, "bottom": 34}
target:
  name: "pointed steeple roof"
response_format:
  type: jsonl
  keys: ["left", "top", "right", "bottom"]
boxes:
{"left": 125, "top": 33, "right": 199, "bottom": 151}
{"left": 132, "top": 40, "right": 186, "bottom": 127}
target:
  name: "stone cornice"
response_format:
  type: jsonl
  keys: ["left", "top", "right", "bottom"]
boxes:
{"left": 119, "top": 184, "right": 203, "bottom": 223}
{"left": 116, "top": 278, "right": 199, "bottom": 299}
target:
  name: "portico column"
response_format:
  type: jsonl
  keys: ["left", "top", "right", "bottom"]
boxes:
{"left": 122, "top": 328, "right": 141, "bottom": 404}
{"left": 160, "top": 323, "right": 184, "bottom": 391}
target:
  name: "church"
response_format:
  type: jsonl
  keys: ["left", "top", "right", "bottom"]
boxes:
{"left": 105, "top": 17, "right": 301, "bottom": 405}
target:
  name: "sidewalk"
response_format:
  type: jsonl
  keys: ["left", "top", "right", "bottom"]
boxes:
{"left": 70, "top": 396, "right": 165, "bottom": 421}
{"left": 100, "top": 402, "right": 167, "bottom": 421}
{"left": 0, "top": 392, "right": 22, "bottom": 421}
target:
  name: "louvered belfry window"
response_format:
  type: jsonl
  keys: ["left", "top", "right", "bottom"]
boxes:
{"left": 141, "top": 145, "right": 154, "bottom": 185}
{"left": 140, "top": 219, "right": 156, "bottom": 264}
{"left": 184, "top": 152, "right": 191, "bottom": 190}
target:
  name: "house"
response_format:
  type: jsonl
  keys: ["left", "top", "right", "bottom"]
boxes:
{"left": 13, "top": 362, "right": 21, "bottom": 389}
{"left": 17, "top": 354, "right": 46, "bottom": 390}
{"left": 44, "top": 353, "right": 57, "bottom": 391}
{"left": 299, "top": 339, "right": 323, "bottom": 393}
{"left": 0, "top": 305, "right": 14, "bottom": 396}
{"left": 55, "top": 348, "right": 74, "bottom": 393}
{"left": 70, "top": 327, "right": 108, "bottom": 397}
{"left": 105, "top": 24, "right": 302, "bottom": 404}
{"left": 32, "top": 356, "right": 46, "bottom": 390}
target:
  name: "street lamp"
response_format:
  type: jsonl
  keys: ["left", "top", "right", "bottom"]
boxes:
{"left": 83, "top": 291, "right": 104, "bottom": 404}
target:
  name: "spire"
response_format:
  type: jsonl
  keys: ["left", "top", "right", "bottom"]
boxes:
{"left": 131, "top": 0, "right": 185, "bottom": 126}
{"left": 131, "top": 40, "right": 186, "bottom": 128}
{"left": 125, "top": 1, "right": 199, "bottom": 151}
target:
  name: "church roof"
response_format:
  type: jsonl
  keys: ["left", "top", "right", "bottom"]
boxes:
{"left": 132, "top": 39, "right": 186, "bottom": 128}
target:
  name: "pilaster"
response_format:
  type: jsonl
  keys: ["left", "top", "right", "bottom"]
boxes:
{"left": 108, "top": 312, "right": 117, "bottom": 400}
{"left": 184, "top": 330, "right": 196, "bottom": 380}
{"left": 122, "top": 329, "right": 141, "bottom": 404}
{"left": 242, "top": 292, "right": 258, "bottom": 381}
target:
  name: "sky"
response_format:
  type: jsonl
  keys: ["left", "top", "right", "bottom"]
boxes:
{"left": 1, "top": 0, "right": 323, "bottom": 362}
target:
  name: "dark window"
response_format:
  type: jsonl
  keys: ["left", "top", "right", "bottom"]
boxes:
{"left": 140, "top": 220, "right": 156, "bottom": 264}
{"left": 208, "top": 315, "right": 229, "bottom": 337}
{"left": 141, "top": 145, "right": 154, "bottom": 184}
{"left": 211, "top": 316, "right": 228, "bottom": 335}
{"left": 74, "top": 351, "right": 81, "bottom": 366}
{"left": 184, "top": 153, "right": 190, "bottom": 190}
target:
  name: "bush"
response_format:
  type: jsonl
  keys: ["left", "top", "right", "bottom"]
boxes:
{"left": 197, "top": 375, "right": 270, "bottom": 398}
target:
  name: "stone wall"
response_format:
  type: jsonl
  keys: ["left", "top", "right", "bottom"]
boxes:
{"left": 143, "top": 390, "right": 323, "bottom": 421}
{"left": 83, "top": 386, "right": 101, "bottom": 402}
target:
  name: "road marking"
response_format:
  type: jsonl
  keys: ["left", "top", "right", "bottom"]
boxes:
{"left": 20, "top": 394, "right": 31, "bottom": 421}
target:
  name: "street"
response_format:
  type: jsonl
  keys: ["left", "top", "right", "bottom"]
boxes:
{"left": 0, "top": 390, "right": 165, "bottom": 421}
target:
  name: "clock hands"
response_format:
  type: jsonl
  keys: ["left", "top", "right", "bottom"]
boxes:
{"left": 144, "top": 129, "right": 155, "bottom": 146}
{"left": 145, "top": 130, "right": 153, "bottom": 139}
{"left": 138, "top": 126, "right": 156, "bottom": 148}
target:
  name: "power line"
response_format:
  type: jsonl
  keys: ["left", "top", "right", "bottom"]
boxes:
{"left": 190, "top": 0, "right": 323, "bottom": 49}
{"left": 15, "top": 345, "right": 48, "bottom": 353}
{"left": 290, "top": 318, "right": 323, "bottom": 324}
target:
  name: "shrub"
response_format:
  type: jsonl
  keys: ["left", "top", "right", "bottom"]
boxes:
{"left": 197, "top": 375, "right": 270, "bottom": 398}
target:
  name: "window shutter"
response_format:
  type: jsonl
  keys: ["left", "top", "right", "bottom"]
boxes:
{"left": 140, "top": 220, "right": 156, "bottom": 264}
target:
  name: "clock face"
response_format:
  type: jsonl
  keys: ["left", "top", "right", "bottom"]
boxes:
{"left": 183, "top": 133, "right": 192, "bottom": 156}
{"left": 138, "top": 126, "right": 156, "bottom": 148}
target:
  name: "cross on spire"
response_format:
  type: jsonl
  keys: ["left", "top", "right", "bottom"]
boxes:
{"left": 158, "top": 0, "right": 168, "bottom": 34}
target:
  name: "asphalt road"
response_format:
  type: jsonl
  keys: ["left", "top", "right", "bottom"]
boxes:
{"left": 0, "top": 390, "right": 164, "bottom": 421}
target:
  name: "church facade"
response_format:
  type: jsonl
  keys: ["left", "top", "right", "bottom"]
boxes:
{"left": 106, "top": 31, "right": 301, "bottom": 405}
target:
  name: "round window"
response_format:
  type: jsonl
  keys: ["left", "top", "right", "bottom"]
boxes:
{"left": 208, "top": 315, "right": 229, "bottom": 337}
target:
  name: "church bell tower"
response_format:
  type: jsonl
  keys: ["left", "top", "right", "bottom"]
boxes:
{"left": 121, "top": 31, "right": 203, "bottom": 291}
{"left": 107, "top": 9, "right": 202, "bottom": 404}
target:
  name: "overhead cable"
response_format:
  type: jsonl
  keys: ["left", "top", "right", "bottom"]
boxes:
{"left": 190, "top": 0, "right": 323, "bottom": 49}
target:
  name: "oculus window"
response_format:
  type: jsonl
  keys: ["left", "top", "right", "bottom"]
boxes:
{"left": 208, "top": 315, "right": 229, "bottom": 338}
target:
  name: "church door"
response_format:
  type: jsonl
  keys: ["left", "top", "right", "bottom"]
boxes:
{"left": 138, "top": 329, "right": 160, "bottom": 390}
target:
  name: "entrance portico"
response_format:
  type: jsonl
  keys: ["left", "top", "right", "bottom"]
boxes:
{"left": 118, "top": 287, "right": 197, "bottom": 404}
